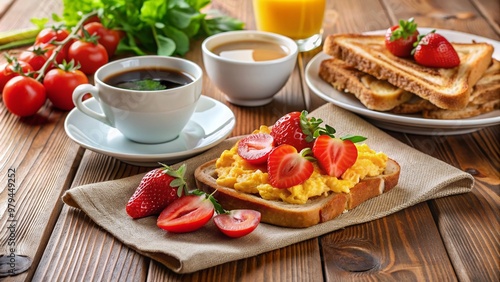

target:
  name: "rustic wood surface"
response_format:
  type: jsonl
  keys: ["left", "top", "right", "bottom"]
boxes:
{"left": 0, "top": 0, "right": 498, "bottom": 281}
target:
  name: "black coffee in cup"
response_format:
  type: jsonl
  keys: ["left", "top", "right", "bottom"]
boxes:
{"left": 104, "top": 67, "right": 194, "bottom": 91}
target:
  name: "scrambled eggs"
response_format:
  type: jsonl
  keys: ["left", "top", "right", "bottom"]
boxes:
{"left": 215, "top": 126, "right": 388, "bottom": 205}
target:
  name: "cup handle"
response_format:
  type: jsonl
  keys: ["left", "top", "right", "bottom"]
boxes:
{"left": 72, "top": 84, "right": 113, "bottom": 127}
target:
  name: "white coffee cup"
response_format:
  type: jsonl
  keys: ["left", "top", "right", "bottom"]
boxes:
{"left": 202, "top": 30, "right": 298, "bottom": 106}
{"left": 72, "top": 56, "right": 203, "bottom": 144}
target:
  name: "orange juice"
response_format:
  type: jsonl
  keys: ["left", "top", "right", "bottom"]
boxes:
{"left": 253, "top": 0, "right": 326, "bottom": 40}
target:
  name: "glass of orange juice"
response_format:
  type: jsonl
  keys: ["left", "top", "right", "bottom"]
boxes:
{"left": 253, "top": 0, "right": 326, "bottom": 52}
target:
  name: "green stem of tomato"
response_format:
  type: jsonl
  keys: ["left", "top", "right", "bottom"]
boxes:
{"left": 36, "top": 10, "right": 98, "bottom": 82}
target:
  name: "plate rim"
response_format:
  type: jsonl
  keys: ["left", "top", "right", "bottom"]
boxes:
{"left": 64, "top": 95, "right": 235, "bottom": 164}
{"left": 305, "top": 28, "right": 500, "bottom": 133}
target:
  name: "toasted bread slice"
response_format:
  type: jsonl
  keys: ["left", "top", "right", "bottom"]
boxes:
{"left": 390, "top": 97, "right": 437, "bottom": 114}
{"left": 391, "top": 59, "right": 500, "bottom": 118}
{"left": 323, "top": 34, "right": 494, "bottom": 110}
{"left": 422, "top": 99, "right": 499, "bottom": 119}
{"left": 195, "top": 159, "right": 400, "bottom": 228}
{"left": 319, "top": 58, "right": 413, "bottom": 111}
{"left": 469, "top": 58, "right": 500, "bottom": 105}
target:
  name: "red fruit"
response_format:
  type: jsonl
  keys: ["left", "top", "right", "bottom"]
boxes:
{"left": 385, "top": 18, "right": 419, "bottom": 57}
{"left": 3, "top": 76, "right": 46, "bottom": 117}
{"left": 44, "top": 61, "right": 89, "bottom": 111}
{"left": 80, "top": 22, "right": 124, "bottom": 57}
{"left": 18, "top": 45, "right": 49, "bottom": 71}
{"left": 267, "top": 144, "right": 314, "bottom": 189}
{"left": 271, "top": 111, "right": 321, "bottom": 151}
{"left": 126, "top": 164, "right": 187, "bottom": 219}
{"left": 214, "top": 209, "right": 261, "bottom": 238}
{"left": 0, "top": 58, "right": 34, "bottom": 92}
{"left": 237, "top": 133, "right": 274, "bottom": 165}
{"left": 67, "top": 40, "right": 108, "bottom": 75}
{"left": 413, "top": 31, "right": 460, "bottom": 68}
{"left": 312, "top": 135, "right": 358, "bottom": 178}
{"left": 35, "top": 26, "right": 70, "bottom": 45}
{"left": 157, "top": 195, "right": 214, "bottom": 233}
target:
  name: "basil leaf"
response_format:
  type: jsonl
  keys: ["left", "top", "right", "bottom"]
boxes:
{"left": 156, "top": 34, "right": 176, "bottom": 56}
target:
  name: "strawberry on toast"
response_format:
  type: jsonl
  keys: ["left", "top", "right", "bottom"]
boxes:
{"left": 195, "top": 111, "right": 401, "bottom": 228}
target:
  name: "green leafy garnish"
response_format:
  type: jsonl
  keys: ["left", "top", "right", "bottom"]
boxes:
{"left": 191, "top": 189, "right": 227, "bottom": 215}
{"left": 58, "top": 0, "right": 245, "bottom": 56}
{"left": 390, "top": 18, "right": 418, "bottom": 41}
{"left": 116, "top": 79, "right": 167, "bottom": 91}
{"left": 299, "top": 110, "right": 367, "bottom": 143}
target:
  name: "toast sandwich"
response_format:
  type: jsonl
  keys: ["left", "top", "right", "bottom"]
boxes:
{"left": 319, "top": 58, "right": 414, "bottom": 111}
{"left": 323, "top": 34, "right": 494, "bottom": 110}
{"left": 194, "top": 159, "right": 400, "bottom": 228}
{"left": 320, "top": 57, "right": 500, "bottom": 119}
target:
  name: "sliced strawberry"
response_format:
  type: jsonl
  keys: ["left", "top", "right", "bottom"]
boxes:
{"left": 385, "top": 18, "right": 419, "bottom": 57}
{"left": 126, "top": 164, "right": 187, "bottom": 219}
{"left": 312, "top": 135, "right": 358, "bottom": 178}
{"left": 237, "top": 133, "right": 274, "bottom": 165}
{"left": 267, "top": 144, "right": 314, "bottom": 189}
{"left": 157, "top": 195, "right": 214, "bottom": 233}
{"left": 412, "top": 31, "right": 460, "bottom": 68}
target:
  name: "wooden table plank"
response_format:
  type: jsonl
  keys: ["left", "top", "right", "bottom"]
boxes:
{"left": 472, "top": 0, "right": 500, "bottom": 35}
{"left": 419, "top": 126, "right": 500, "bottom": 281}
{"left": 32, "top": 152, "right": 150, "bottom": 281}
{"left": 0, "top": 106, "right": 84, "bottom": 281}
{"left": 321, "top": 202, "right": 457, "bottom": 281}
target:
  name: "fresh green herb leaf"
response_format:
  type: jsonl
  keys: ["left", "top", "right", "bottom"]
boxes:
{"left": 340, "top": 135, "right": 367, "bottom": 143}
{"left": 116, "top": 79, "right": 167, "bottom": 91}
{"left": 57, "top": 0, "right": 244, "bottom": 56}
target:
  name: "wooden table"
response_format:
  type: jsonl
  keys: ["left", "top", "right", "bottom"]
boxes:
{"left": 0, "top": 0, "right": 498, "bottom": 281}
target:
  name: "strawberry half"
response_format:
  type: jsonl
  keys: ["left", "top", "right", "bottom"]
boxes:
{"left": 385, "top": 18, "right": 419, "bottom": 57}
{"left": 126, "top": 163, "right": 187, "bottom": 219}
{"left": 412, "top": 31, "right": 460, "bottom": 68}
{"left": 237, "top": 133, "right": 274, "bottom": 165}
{"left": 267, "top": 144, "right": 314, "bottom": 189}
{"left": 312, "top": 135, "right": 358, "bottom": 178}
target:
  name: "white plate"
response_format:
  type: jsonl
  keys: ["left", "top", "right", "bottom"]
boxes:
{"left": 305, "top": 28, "right": 500, "bottom": 135}
{"left": 64, "top": 95, "right": 235, "bottom": 166}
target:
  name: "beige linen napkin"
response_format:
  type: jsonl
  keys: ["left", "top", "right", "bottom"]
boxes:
{"left": 62, "top": 103, "right": 474, "bottom": 274}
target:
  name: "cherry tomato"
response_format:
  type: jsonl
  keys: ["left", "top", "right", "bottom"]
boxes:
{"left": 42, "top": 43, "right": 67, "bottom": 65}
{"left": 0, "top": 60, "right": 34, "bottom": 92}
{"left": 18, "top": 45, "right": 49, "bottom": 71}
{"left": 237, "top": 133, "right": 274, "bottom": 165}
{"left": 83, "top": 15, "right": 101, "bottom": 25}
{"left": 67, "top": 40, "right": 108, "bottom": 75}
{"left": 18, "top": 43, "right": 67, "bottom": 74}
{"left": 3, "top": 76, "right": 46, "bottom": 117}
{"left": 157, "top": 195, "right": 214, "bottom": 233}
{"left": 214, "top": 210, "right": 261, "bottom": 238}
{"left": 81, "top": 22, "right": 123, "bottom": 57}
{"left": 44, "top": 66, "right": 88, "bottom": 111}
{"left": 35, "top": 27, "right": 70, "bottom": 44}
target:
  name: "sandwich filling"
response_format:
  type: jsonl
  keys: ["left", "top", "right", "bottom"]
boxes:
{"left": 215, "top": 126, "right": 388, "bottom": 204}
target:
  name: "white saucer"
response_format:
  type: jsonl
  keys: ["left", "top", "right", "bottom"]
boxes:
{"left": 64, "top": 95, "right": 235, "bottom": 166}
{"left": 305, "top": 28, "right": 500, "bottom": 135}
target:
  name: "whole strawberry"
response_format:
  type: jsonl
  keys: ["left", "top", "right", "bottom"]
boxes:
{"left": 126, "top": 163, "right": 188, "bottom": 219}
{"left": 385, "top": 18, "right": 419, "bottom": 57}
{"left": 412, "top": 31, "right": 460, "bottom": 68}
{"left": 270, "top": 111, "right": 326, "bottom": 151}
